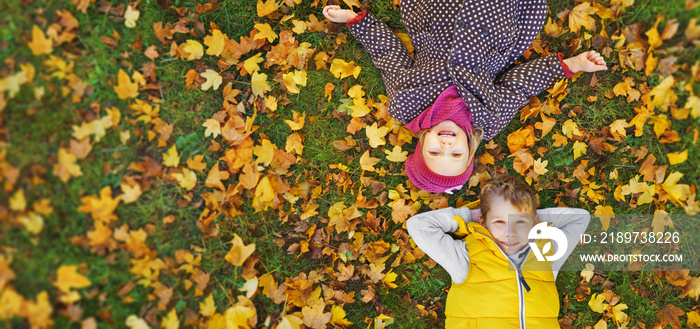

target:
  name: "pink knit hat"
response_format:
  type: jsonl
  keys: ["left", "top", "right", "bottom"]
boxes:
{"left": 405, "top": 141, "right": 474, "bottom": 194}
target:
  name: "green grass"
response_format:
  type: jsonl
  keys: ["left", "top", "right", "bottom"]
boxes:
{"left": 0, "top": 0, "right": 699, "bottom": 327}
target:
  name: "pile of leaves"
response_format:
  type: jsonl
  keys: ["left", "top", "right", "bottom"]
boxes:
{"left": 0, "top": 0, "right": 698, "bottom": 328}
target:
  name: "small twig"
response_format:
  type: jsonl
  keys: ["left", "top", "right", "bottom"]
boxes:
{"left": 94, "top": 147, "right": 128, "bottom": 154}
{"left": 614, "top": 164, "right": 636, "bottom": 168}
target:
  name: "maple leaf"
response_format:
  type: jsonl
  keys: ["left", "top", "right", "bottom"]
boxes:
{"left": 243, "top": 53, "right": 264, "bottom": 75}
{"left": 562, "top": 119, "right": 583, "bottom": 138}
{"left": 28, "top": 25, "right": 53, "bottom": 55}
{"left": 535, "top": 113, "right": 556, "bottom": 137}
{"left": 569, "top": 2, "right": 598, "bottom": 34}
{"left": 572, "top": 141, "right": 587, "bottom": 160}
{"left": 251, "top": 72, "right": 271, "bottom": 97}
{"left": 54, "top": 265, "right": 91, "bottom": 293}
{"left": 282, "top": 70, "right": 308, "bottom": 94}
{"left": 186, "top": 155, "right": 207, "bottom": 173}
{"left": 241, "top": 277, "right": 258, "bottom": 298}
{"left": 382, "top": 269, "right": 398, "bottom": 288}
{"left": 278, "top": 315, "right": 304, "bottom": 329}
{"left": 343, "top": 0, "right": 362, "bottom": 9}
{"left": 161, "top": 308, "right": 179, "bottom": 329}
{"left": 656, "top": 304, "right": 684, "bottom": 329}
{"left": 199, "top": 294, "right": 216, "bottom": 317}
{"left": 366, "top": 123, "right": 389, "bottom": 148}
{"left": 181, "top": 40, "right": 204, "bottom": 60}
{"left": 18, "top": 212, "right": 44, "bottom": 234}
{"left": 593, "top": 320, "right": 607, "bottom": 329}
{"left": 667, "top": 150, "right": 687, "bottom": 165}
{"left": 684, "top": 96, "right": 700, "bottom": 118}
{"left": 301, "top": 300, "right": 331, "bottom": 329}
{"left": 507, "top": 126, "right": 537, "bottom": 153}
{"left": 580, "top": 263, "right": 595, "bottom": 282}
{"left": 609, "top": 119, "right": 628, "bottom": 141}
{"left": 330, "top": 58, "right": 362, "bottom": 79}
{"left": 53, "top": 148, "right": 83, "bottom": 182}
{"left": 330, "top": 305, "right": 353, "bottom": 326}
{"left": 172, "top": 168, "right": 197, "bottom": 190}
{"left": 594, "top": 205, "right": 614, "bottom": 231}
{"left": 661, "top": 172, "right": 691, "bottom": 205}
{"left": 120, "top": 178, "right": 142, "bottom": 204}
{"left": 688, "top": 310, "right": 700, "bottom": 327}
{"left": 292, "top": 20, "right": 307, "bottom": 34}
{"left": 257, "top": 0, "right": 279, "bottom": 17}
{"left": 9, "top": 189, "right": 26, "bottom": 211}
{"left": 533, "top": 158, "right": 549, "bottom": 175}
{"left": 285, "top": 110, "right": 306, "bottom": 130}
{"left": 126, "top": 315, "right": 150, "bottom": 329}
{"left": 225, "top": 234, "right": 256, "bottom": 267}
{"left": 648, "top": 76, "right": 677, "bottom": 111}
{"left": 645, "top": 17, "right": 663, "bottom": 51}
{"left": 202, "top": 119, "right": 221, "bottom": 138}
{"left": 285, "top": 132, "right": 304, "bottom": 155}
{"left": 252, "top": 175, "right": 275, "bottom": 211}
{"left": 114, "top": 69, "right": 139, "bottom": 99}
{"left": 612, "top": 82, "right": 631, "bottom": 96}
{"left": 25, "top": 291, "right": 54, "bottom": 328}
{"left": 124, "top": 5, "right": 140, "bottom": 28}
{"left": 384, "top": 145, "right": 408, "bottom": 162}
{"left": 544, "top": 17, "right": 565, "bottom": 37}
{"left": 360, "top": 150, "right": 381, "bottom": 171}
{"left": 204, "top": 29, "right": 227, "bottom": 56}
{"left": 588, "top": 293, "right": 606, "bottom": 313}
{"left": 253, "top": 23, "right": 278, "bottom": 43}
{"left": 254, "top": 139, "right": 275, "bottom": 166}
{"left": 200, "top": 70, "right": 222, "bottom": 91}
{"left": 552, "top": 132, "right": 568, "bottom": 147}
{"left": 162, "top": 144, "right": 180, "bottom": 167}
{"left": 205, "top": 164, "right": 229, "bottom": 191}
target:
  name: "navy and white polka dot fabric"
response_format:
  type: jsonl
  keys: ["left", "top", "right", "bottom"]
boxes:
{"left": 348, "top": 0, "right": 566, "bottom": 140}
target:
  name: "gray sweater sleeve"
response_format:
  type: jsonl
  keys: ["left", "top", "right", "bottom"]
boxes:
{"left": 537, "top": 207, "right": 591, "bottom": 278}
{"left": 406, "top": 207, "right": 474, "bottom": 284}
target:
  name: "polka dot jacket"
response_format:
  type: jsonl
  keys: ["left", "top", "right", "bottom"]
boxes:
{"left": 347, "top": 0, "right": 566, "bottom": 140}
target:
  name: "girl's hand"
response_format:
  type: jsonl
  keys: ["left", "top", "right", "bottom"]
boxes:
{"left": 563, "top": 50, "right": 608, "bottom": 73}
{"left": 323, "top": 5, "right": 357, "bottom": 23}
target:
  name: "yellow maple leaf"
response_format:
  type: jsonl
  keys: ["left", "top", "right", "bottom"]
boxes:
{"left": 28, "top": 25, "right": 53, "bottom": 55}
{"left": 329, "top": 305, "right": 353, "bottom": 326}
{"left": 252, "top": 175, "right": 275, "bottom": 211}
{"left": 285, "top": 132, "right": 304, "bottom": 155}
{"left": 611, "top": 303, "right": 629, "bottom": 325}
{"left": 593, "top": 319, "right": 607, "bottom": 329}
{"left": 384, "top": 145, "right": 407, "bottom": 162}
{"left": 284, "top": 111, "right": 306, "bottom": 130}
{"left": 580, "top": 263, "right": 595, "bottom": 282}
{"left": 661, "top": 172, "right": 691, "bottom": 204}
{"left": 594, "top": 205, "right": 614, "bottom": 231}
{"left": 25, "top": 291, "right": 53, "bottom": 328}
{"left": 163, "top": 144, "right": 180, "bottom": 167}
{"left": 200, "top": 70, "right": 222, "bottom": 91}
{"left": 562, "top": 119, "right": 583, "bottom": 138}
{"left": 609, "top": 119, "right": 628, "bottom": 139}
{"left": 18, "top": 212, "right": 44, "bottom": 234}
{"left": 204, "top": 29, "right": 227, "bottom": 56}
{"left": 187, "top": 155, "right": 207, "bottom": 172}
{"left": 552, "top": 132, "right": 568, "bottom": 147}
{"left": 544, "top": 17, "right": 565, "bottom": 37}
{"left": 343, "top": 0, "right": 362, "bottom": 9}
{"left": 278, "top": 315, "right": 304, "bottom": 329}
{"left": 291, "top": 20, "right": 307, "bottom": 34}
{"left": 648, "top": 76, "right": 677, "bottom": 111}
{"left": 588, "top": 293, "right": 606, "bottom": 313}
{"left": 572, "top": 141, "right": 587, "bottom": 160}
{"left": 241, "top": 276, "right": 258, "bottom": 299}
{"left": 172, "top": 168, "right": 197, "bottom": 190}
{"left": 684, "top": 96, "right": 700, "bottom": 118}
{"left": 330, "top": 58, "right": 361, "bottom": 79}
{"left": 181, "top": 40, "right": 204, "bottom": 60}
{"left": 569, "top": 2, "right": 598, "bottom": 34}
{"left": 114, "top": 69, "right": 138, "bottom": 99}
{"left": 124, "top": 5, "right": 140, "bottom": 28}
{"left": 225, "top": 234, "right": 256, "bottom": 266}
{"left": 120, "top": 180, "right": 142, "bottom": 204}
{"left": 161, "top": 309, "right": 179, "bottom": 329}
{"left": 243, "top": 53, "right": 264, "bottom": 75}
{"left": 254, "top": 139, "right": 275, "bottom": 166}
{"left": 360, "top": 150, "right": 381, "bottom": 171}
{"left": 613, "top": 82, "right": 631, "bottom": 96}
{"left": 126, "top": 315, "right": 150, "bottom": 329}
{"left": 535, "top": 113, "right": 556, "bottom": 137}
{"left": 366, "top": 122, "right": 389, "bottom": 148}
{"left": 202, "top": 119, "right": 221, "bottom": 138}
{"left": 54, "top": 265, "right": 91, "bottom": 293}
{"left": 251, "top": 72, "right": 270, "bottom": 97}
{"left": 257, "top": 0, "right": 279, "bottom": 17}
{"left": 205, "top": 164, "right": 229, "bottom": 191}
{"left": 533, "top": 158, "right": 548, "bottom": 175}
{"left": 645, "top": 17, "right": 663, "bottom": 51}
{"left": 302, "top": 300, "right": 331, "bottom": 329}
{"left": 9, "top": 189, "right": 26, "bottom": 211}
{"left": 253, "top": 23, "right": 278, "bottom": 42}
{"left": 199, "top": 294, "right": 216, "bottom": 317}
{"left": 224, "top": 305, "right": 256, "bottom": 328}
{"left": 648, "top": 114, "right": 670, "bottom": 138}
{"left": 382, "top": 269, "right": 398, "bottom": 288}
{"left": 667, "top": 150, "right": 688, "bottom": 165}
{"left": 688, "top": 310, "right": 700, "bottom": 327}
{"left": 53, "top": 148, "right": 83, "bottom": 182}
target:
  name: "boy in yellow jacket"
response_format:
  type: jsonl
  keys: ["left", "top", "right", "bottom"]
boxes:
{"left": 406, "top": 175, "right": 590, "bottom": 328}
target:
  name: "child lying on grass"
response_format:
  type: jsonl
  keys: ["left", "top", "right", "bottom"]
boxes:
{"left": 323, "top": 3, "right": 607, "bottom": 193}
{"left": 406, "top": 174, "right": 590, "bottom": 328}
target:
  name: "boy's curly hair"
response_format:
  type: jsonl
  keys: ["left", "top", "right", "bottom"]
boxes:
{"left": 480, "top": 174, "right": 539, "bottom": 219}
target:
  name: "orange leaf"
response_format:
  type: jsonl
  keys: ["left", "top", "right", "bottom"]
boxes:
{"left": 28, "top": 25, "right": 53, "bottom": 55}
{"left": 568, "top": 2, "right": 598, "bottom": 34}
{"left": 257, "top": 0, "right": 279, "bottom": 17}
{"left": 205, "top": 163, "right": 229, "bottom": 191}
{"left": 360, "top": 150, "right": 380, "bottom": 171}
{"left": 114, "top": 69, "right": 138, "bottom": 99}
{"left": 187, "top": 155, "right": 207, "bottom": 172}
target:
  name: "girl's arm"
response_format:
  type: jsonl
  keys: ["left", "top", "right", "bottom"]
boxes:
{"left": 406, "top": 207, "right": 473, "bottom": 284}
{"left": 536, "top": 207, "right": 591, "bottom": 277}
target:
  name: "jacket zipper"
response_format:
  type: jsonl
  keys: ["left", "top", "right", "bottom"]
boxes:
{"left": 476, "top": 231, "right": 527, "bottom": 329}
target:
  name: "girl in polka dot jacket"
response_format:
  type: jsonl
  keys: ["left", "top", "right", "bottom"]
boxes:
{"left": 323, "top": 1, "right": 607, "bottom": 194}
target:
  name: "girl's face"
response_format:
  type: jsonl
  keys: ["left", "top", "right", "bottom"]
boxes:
{"left": 422, "top": 120, "right": 470, "bottom": 176}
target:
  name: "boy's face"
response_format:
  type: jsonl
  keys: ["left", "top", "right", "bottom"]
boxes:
{"left": 481, "top": 195, "right": 538, "bottom": 255}
{"left": 421, "top": 120, "right": 471, "bottom": 176}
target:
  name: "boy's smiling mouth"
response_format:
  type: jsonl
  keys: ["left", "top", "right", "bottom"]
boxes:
{"left": 499, "top": 240, "right": 519, "bottom": 247}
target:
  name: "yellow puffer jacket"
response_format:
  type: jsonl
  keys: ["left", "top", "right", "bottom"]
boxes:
{"left": 445, "top": 222, "right": 560, "bottom": 329}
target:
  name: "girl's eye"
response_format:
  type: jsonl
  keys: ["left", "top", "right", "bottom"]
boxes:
{"left": 452, "top": 153, "right": 463, "bottom": 158}
{"left": 429, "top": 151, "right": 439, "bottom": 156}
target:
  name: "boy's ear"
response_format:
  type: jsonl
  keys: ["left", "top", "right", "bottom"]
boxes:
{"left": 534, "top": 213, "right": 540, "bottom": 224}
